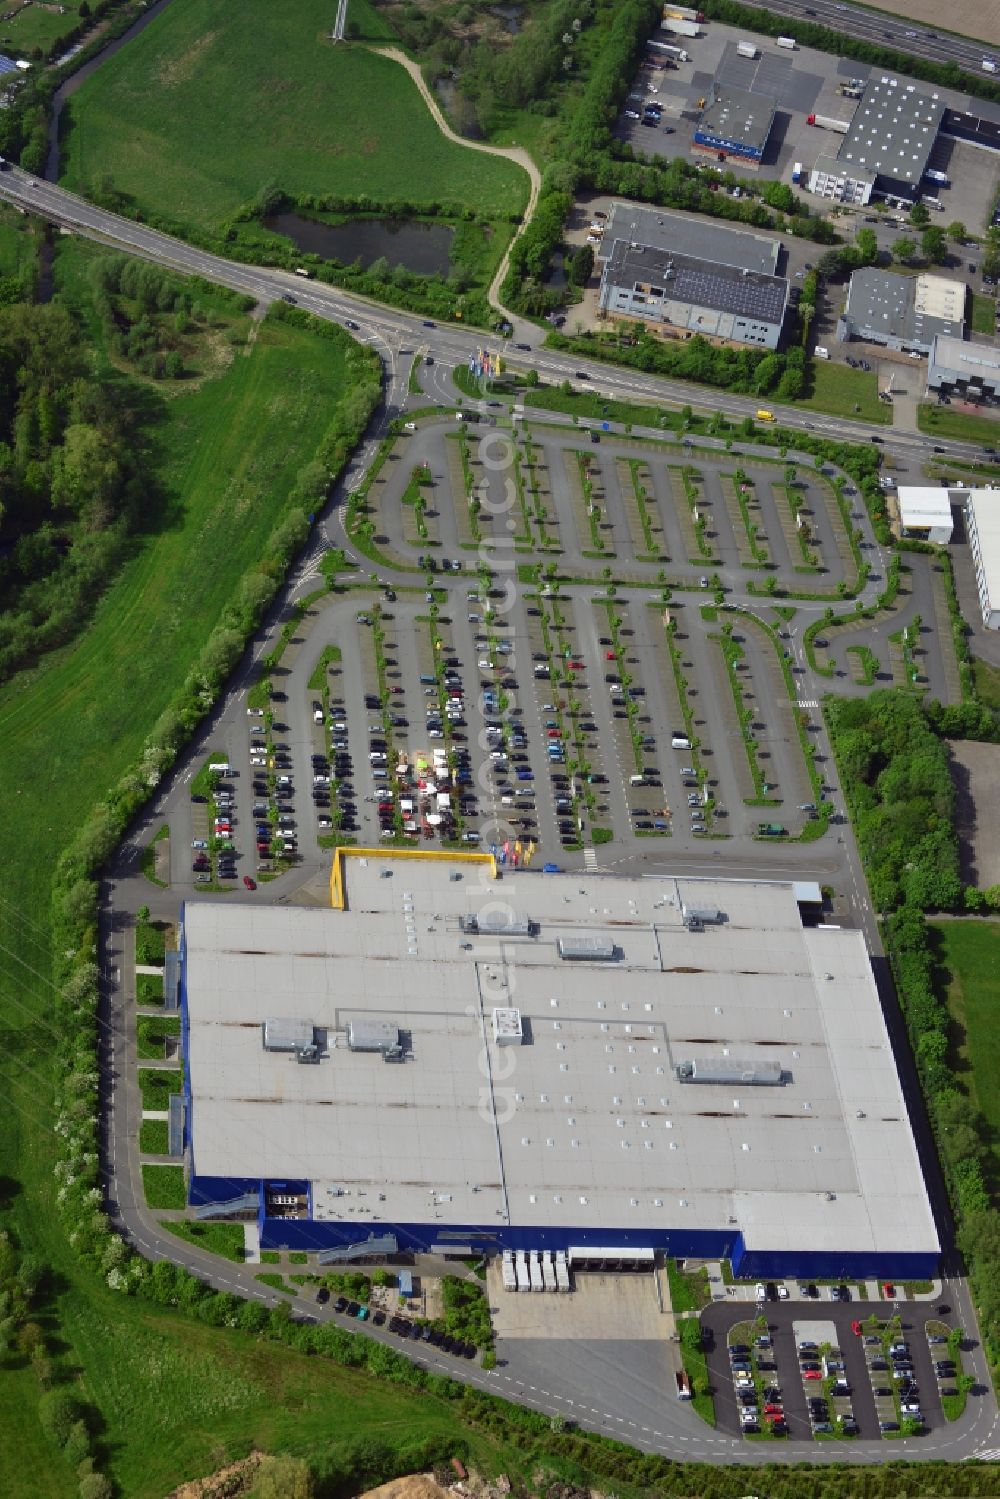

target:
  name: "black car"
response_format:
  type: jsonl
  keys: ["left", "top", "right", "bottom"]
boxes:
{"left": 396, "top": 1320, "right": 411, "bottom": 1338}
{"left": 315, "top": 1286, "right": 330, "bottom": 1304}
{"left": 346, "top": 1301, "right": 360, "bottom": 1317}
{"left": 371, "top": 1310, "right": 386, "bottom": 1327}
{"left": 333, "top": 1296, "right": 348, "bottom": 1313}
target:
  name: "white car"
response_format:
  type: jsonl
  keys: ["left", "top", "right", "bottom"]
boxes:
{"left": 246, "top": 707, "right": 264, "bottom": 717}
{"left": 756, "top": 1283, "right": 766, "bottom": 1300}
{"left": 778, "top": 1285, "right": 789, "bottom": 1300}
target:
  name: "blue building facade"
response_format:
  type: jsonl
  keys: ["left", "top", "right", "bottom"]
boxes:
{"left": 178, "top": 910, "right": 939, "bottom": 1283}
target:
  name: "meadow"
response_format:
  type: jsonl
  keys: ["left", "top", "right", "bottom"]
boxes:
{"left": 918, "top": 401, "right": 1000, "bottom": 443}
{"left": 0, "top": 234, "right": 387, "bottom": 1495}
{"left": 59, "top": 0, "right": 527, "bottom": 235}
{"left": 934, "top": 918, "right": 1000, "bottom": 1159}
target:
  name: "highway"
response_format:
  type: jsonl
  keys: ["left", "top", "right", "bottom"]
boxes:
{"left": 750, "top": 0, "right": 998, "bottom": 73}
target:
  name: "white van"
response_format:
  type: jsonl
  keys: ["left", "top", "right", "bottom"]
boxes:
{"left": 629, "top": 774, "right": 647, "bottom": 786}
{"left": 671, "top": 735, "right": 691, "bottom": 750}
{"left": 814, "top": 346, "right": 830, "bottom": 360}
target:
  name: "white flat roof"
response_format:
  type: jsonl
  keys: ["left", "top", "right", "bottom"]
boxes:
{"left": 966, "top": 489, "right": 1000, "bottom": 605}
{"left": 897, "top": 486, "right": 954, "bottom": 529}
{"left": 182, "top": 863, "right": 938, "bottom": 1258}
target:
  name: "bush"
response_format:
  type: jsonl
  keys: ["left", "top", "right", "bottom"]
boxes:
{"left": 38, "top": 1388, "right": 82, "bottom": 1446}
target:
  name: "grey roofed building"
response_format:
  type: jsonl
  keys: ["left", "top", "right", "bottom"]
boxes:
{"left": 694, "top": 82, "right": 776, "bottom": 163}
{"left": 837, "top": 74, "right": 944, "bottom": 192}
{"left": 180, "top": 859, "right": 939, "bottom": 1278}
{"left": 599, "top": 238, "right": 788, "bottom": 350}
{"left": 598, "top": 202, "right": 780, "bottom": 276}
{"left": 837, "top": 268, "right": 965, "bottom": 353}
{"left": 928, "top": 334, "right": 1000, "bottom": 398}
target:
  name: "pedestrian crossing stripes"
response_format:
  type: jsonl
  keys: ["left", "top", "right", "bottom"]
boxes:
{"left": 968, "top": 1449, "right": 1000, "bottom": 1462}
{"left": 583, "top": 847, "right": 598, "bottom": 870}
{"left": 797, "top": 699, "right": 819, "bottom": 709}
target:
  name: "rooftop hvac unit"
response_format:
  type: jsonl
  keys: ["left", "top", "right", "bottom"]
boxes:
{"left": 682, "top": 905, "right": 725, "bottom": 927}
{"left": 557, "top": 936, "right": 618, "bottom": 961}
{"left": 345, "top": 1018, "right": 402, "bottom": 1057}
{"left": 676, "top": 1057, "right": 784, "bottom": 1086}
{"left": 262, "top": 1018, "right": 317, "bottom": 1053}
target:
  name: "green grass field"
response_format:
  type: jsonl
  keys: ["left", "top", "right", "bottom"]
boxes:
{"left": 971, "top": 293, "right": 996, "bottom": 336}
{"left": 0, "top": 3, "right": 82, "bottom": 53}
{"left": 917, "top": 402, "right": 1000, "bottom": 443}
{"left": 142, "top": 1163, "right": 186, "bottom": 1209}
{"left": 934, "top": 920, "right": 1000, "bottom": 1159}
{"left": 139, "top": 1119, "right": 169, "bottom": 1154}
{"left": 0, "top": 241, "right": 398, "bottom": 1495}
{"left": 972, "top": 656, "right": 1000, "bottom": 710}
{"left": 161, "top": 1219, "right": 246, "bottom": 1261}
{"left": 137, "top": 1014, "right": 180, "bottom": 1059}
{"left": 60, "top": 0, "right": 527, "bottom": 234}
{"left": 796, "top": 362, "right": 891, "bottom": 424}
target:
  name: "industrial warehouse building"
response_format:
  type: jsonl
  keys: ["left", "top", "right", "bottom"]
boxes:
{"left": 837, "top": 268, "right": 965, "bottom": 353}
{"left": 928, "top": 334, "right": 1000, "bottom": 400}
{"left": 596, "top": 209, "right": 788, "bottom": 350}
{"left": 963, "top": 488, "right": 1000, "bottom": 629}
{"left": 693, "top": 82, "right": 776, "bottom": 165}
{"left": 808, "top": 75, "right": 944, "bottom": 205}
{"left": 178, "top": 853, "right": 939, "bottom": 1279}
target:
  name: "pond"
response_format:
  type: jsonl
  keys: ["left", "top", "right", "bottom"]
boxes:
{"left": 263, "top": 211, "right": 453, "bottom": 277}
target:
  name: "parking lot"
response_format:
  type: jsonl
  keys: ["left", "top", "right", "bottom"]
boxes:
{"left": 613, "top": 18, "right": 1000, "bottom": 234}
{"left": 163, "top": 388, "right": 975, "bottom": 883}
{"left": 705, "top": 1289, "right": 967, "bottom": 1443}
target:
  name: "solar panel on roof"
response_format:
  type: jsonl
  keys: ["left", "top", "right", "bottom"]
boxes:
{"left": 0, "top": 56, "right": 20, "bottom": 77}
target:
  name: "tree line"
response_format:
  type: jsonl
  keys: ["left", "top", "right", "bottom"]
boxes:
{"left": 827, "top": 687, "right": 1000, "bottom": 1364}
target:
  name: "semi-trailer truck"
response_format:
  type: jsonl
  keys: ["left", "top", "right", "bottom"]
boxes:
{"left": 651, "top": 37, "right": 689, "bottom": 60}
{"left": 776, "top": 35, "right": 796, "bottom": 48}
{"left": 807, "top": 112, "right": 851, "bottom": 133}
{"left": 662, "top": 16, "right": 700, "bottom": 35}
{"left": 662, "top": 4, "right": 704, "bottom": 19}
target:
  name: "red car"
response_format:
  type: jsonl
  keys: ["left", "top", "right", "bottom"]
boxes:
{"left": 243, "top": 876, "right": 257, "bottom": 891}
{"left": 569, "top": 660, "right": 585, "bottom": 670}
{"left": 803, "top": 1368, "right": 823, "bottom": 1380}
{"left": 851, "top": 1319, "right": 863, "bottom": 1337}
{"left": 605, "top": 650, "right": 616, "bottom": 660}
{"left": 883, "top": 1282, "right": 895, "bottom": 1299}
{"left": 764, "top": 1402, "right": 783, "bottom": 1415}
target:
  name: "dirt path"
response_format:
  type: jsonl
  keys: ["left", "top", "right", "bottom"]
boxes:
{"left": 372, "top": 45, "right": 541, "bottom": 328}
